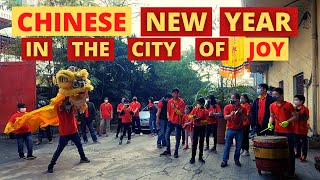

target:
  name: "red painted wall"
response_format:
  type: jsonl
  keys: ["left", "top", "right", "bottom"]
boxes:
{"left": 0, "top": 61, "right": 36, "bottom": 132}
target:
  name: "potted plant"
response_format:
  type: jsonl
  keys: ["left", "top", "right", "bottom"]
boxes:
{"left": 315, "top": 155, "right": 320, "bottom": 172}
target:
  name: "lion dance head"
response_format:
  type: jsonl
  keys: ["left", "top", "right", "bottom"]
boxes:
{"left": 54, "top": 66, "right": 94, "bottom": 113}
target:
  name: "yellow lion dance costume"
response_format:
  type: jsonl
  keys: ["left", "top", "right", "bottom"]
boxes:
{"left": 4, "top": 66, "right": 94, "bottom": 134}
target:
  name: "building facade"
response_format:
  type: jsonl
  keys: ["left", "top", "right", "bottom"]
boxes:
{"left": 244, "top": 0, "right": 320, "bottom": 136}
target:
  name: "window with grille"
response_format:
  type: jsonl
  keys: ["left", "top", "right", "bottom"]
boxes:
{"left": 294, "top": 73, "right": 304, "bottom": 95}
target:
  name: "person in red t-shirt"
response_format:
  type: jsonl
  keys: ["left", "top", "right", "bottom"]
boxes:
{"left": 268, "top": 88, "right": 298, "bottom": 177}
{"left": 99, "top": 97, "right": 113, "bottom": 137}
{"left": 292, "top": 95, "right": 309, "bottom": 161}
{"left": 119, "top": 100, "right": 134, "bottom": 145}
{"left": 130, "top": 96, "right": 143, "bottom": 136}
{"left": 116, "top": 97, "right": 126, "bottom": 138}
{"left": 160, "top": 88, "right": 185, "bottom": 158}
{"left": 48, "top": 97, "right": 90, "bottom": 173}
{"left": 8, "top": 103, "right": 36, "bottom": 160}
{"left": 189, "top": 98, "right": 209, "bottom": 164}
{"left": 182, "top": 105, "right": 193, "bottom": 150}
{"left": 240, "top": 94, "right": 251, "bottom": 156}
{"left": 205, "top": 95, "right": 222, "bottom": 152}
{"left": 221, "top": 93, "right": 247, "bottom": 168}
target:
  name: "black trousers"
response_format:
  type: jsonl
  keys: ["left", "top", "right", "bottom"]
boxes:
{"left": 241, "top": 125, "right": 250, "bottom": 151}
{"left": 116, "top": 118, "right": 122, "bottom": 137}
{"left": 206, "top": 124, "right": 217, "bottom": 148}
{"left": 192, "top": 126, "right": 206, "bottom": 159}
{"left": 120, "top": 123, "right": 132, "bottom": 141}
{"left": 181, "top": 127, "right": 185, "bottom": 143}
{"left": 295, "top": 134, "right": 308, "bottom": 157}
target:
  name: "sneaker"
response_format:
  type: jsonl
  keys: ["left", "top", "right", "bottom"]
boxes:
{"left": 198, "top": 158, "right": 205, "bottom": 163}
{"left": 149, "top": 133, "right": 154, "bottom": 137}
{"left": 140, "top": 132, "right": 143, "bottom": 136}
{"left": 235, "top": 160, "right": 241, "bottom": 167}
{"left": 300, "top": 155, "right": 306, "bottom": 161}
{"left": 252, "top": 157, "right": 256, "bottom": 161}
{"left": 131, "top": 132, "right": 135, "bottom": 136}
{"left": 160, "top": 151, "right": 171, "bottom": 156}
{"left": 183, "top": 145, "right": 189, "bottom": 150}
{"left": 80, "top": 158, "right": 90, "bottom": 163}
{"left": 47, "top": 164, "right": 54, "bottom": 173}
{"left": 204, "top": 146, "right": 209, "bottom": 151}
{"left": 240, "top": 149, "right": 244, "bottom": 155}
{"left": 119, "top": 140, "right": 122, "bottom": 145}
{"left": 174, "top": 152, "right": 179, "bottom": 158}
{"left": 241, "top": 150, "right": 250, "bottom": 156}
{"left": 221, "top": 161, "right": 228, "bottom": 168}
{"left": 49, "top": 140, "right": 53, "bottom": 144}
{"left": 157, "top": 144, "right": 162, "bottom": 149}
{"left": 210, "top": 147, "right": 216, "bottom": 152}
{"left": 26, "top": 155, "right": 36, "bottom": 160}
{"left": 126, "top": 140, "right": 131, "bottom": 144}
{"left": 35, "top": 141, "right": 41, "bottom": 145}
{"left": 83, "top": 140, "right": 88, "bottom": 144}
{"left": 19, "top": 155, "right": 26, "bottom": 159}
{"left": 189, "top": 158, "right": 195, "bottom": 164}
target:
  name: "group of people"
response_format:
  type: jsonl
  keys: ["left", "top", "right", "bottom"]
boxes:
{"left": 7, "top": 84, "right": 310, "bottom": 177}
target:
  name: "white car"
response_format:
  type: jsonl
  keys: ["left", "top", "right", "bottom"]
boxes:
{"left": 139, "top": 101, "right": 159, "bottom": 132}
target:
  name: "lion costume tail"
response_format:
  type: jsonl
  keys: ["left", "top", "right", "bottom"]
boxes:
{"left": 3, "top": 93, "right": 65, "bottom": 134}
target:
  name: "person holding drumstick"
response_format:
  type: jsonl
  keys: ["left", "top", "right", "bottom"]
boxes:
{"left": 268, "top": 88, "right": 298, "bottom": 178}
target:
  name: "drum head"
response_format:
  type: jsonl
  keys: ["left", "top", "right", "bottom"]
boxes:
{"left": 254, "top": 135, "right": 288, "bottom": 143}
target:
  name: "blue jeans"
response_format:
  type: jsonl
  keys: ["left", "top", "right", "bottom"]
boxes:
{"left": 157, "top": 119, "right": 167, "bottom": 146}
{"left": 165, "top": 121, "right": 182, "bottom": 154}
{"left": 81, "top": 122, "right": 97, "bottom": 142}
{"left": 49, "top": 133, "right": 86, "bottom": 165}
{"left": 38, "top": 126, "right": 53, "bottom": 142}
{"left": 275, "top": 132, "right": 295, "bottom": 174}
{"left": 16, "top": 132, "right": 33, "bottom": 157}
{"left": 222, "top": 129, "right": 243, "bottom": 162}
{"left": 149, "top": 116, "right": 156, "bottom": 134}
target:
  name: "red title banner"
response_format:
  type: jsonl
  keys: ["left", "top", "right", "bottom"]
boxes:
{"left": 220, "top": 7, "right": 298, "bottom": 37}
{"left": 141, "top": 7, "right": 212, "bottom": 36}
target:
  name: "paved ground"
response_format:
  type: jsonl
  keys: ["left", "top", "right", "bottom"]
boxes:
{"left": 0, "top": 133, "right": 319, "bottom": 180}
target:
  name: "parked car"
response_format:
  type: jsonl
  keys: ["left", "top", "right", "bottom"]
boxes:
{"left": 139, "top": 101, "right": 159, "bottom": 133}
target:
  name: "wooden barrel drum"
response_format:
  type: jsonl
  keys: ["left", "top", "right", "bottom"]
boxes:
{"left": 253, "top": 136, "right": 290, "bottom": 175}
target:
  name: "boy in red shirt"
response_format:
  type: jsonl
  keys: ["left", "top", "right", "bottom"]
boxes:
{"left": 292, "top": 95, "right": 309, "bottom": 161}
{"left": 99, "top": 97, "right": 113, "bottom": 137}
{"left": 205, "top": 95, "right": 222, "bottom": 152}
{"left": 48, "top": 97, "right": 90, "bottom": 173}
{"left": 182, "top": 105, "right": 193, "bottom": 150}
{"left": 119, "top": 100, "right": 134, "bottom": 144}
{"left": 221, "top": 93, "right": 247, "bottom": 168}
{"left": 268, "top": 88, "right": 297, "bottom": 177}
{"left": 130, "top": 96, "right": 143, "bottom": 136}
{"left": 8, "top": 103, "right": 36, "bottom": 160}
{"left": 116, "top": 97, "right": 125, "bottom": 138}
{"left": 189, "top": 98, "right": 209, "bottom": 164}
{"left": 160, "top": 88, "right": 185, "bottom": 158}
{"left": 240, "top": 94, "right": 251, "bottom": 156}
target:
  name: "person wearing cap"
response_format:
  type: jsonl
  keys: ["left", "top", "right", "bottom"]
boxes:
{"left": 130, "top": 96, "right": 143, "bottom": 136}
{"left": 119, "top": 100, "right": 134, "bottom": 145}
{"left": 116, "top": 97, "right": 126, "bottom": 138}
{"left": 189, "top": 98, "right": 209, "bottom": 164}
{"left": 221, "top": 93, "right": 247, "bottom": 168}
{"left": 251, "top": 83, "right": 274, "bottom": 136}
{"left": 156, "top": 94, "right": 173, "bottom": 148}
{"left": 48, "top": 97, "right": 90, "bottom": 173}
{"left": 160, "top": 88, "right": 185, "bottom": 158}
{"left": 8, "top": 103, "right": 36, "bottom": 160}
{"left": 99, "top": 97, "right": 113, "bottom": 137}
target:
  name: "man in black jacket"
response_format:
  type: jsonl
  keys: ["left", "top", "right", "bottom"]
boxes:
{"left": 78, "top": 97, "right": 98, "bottom": 143}
{"left": 251, "top": 84, "right": 274, "bottom": 136}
